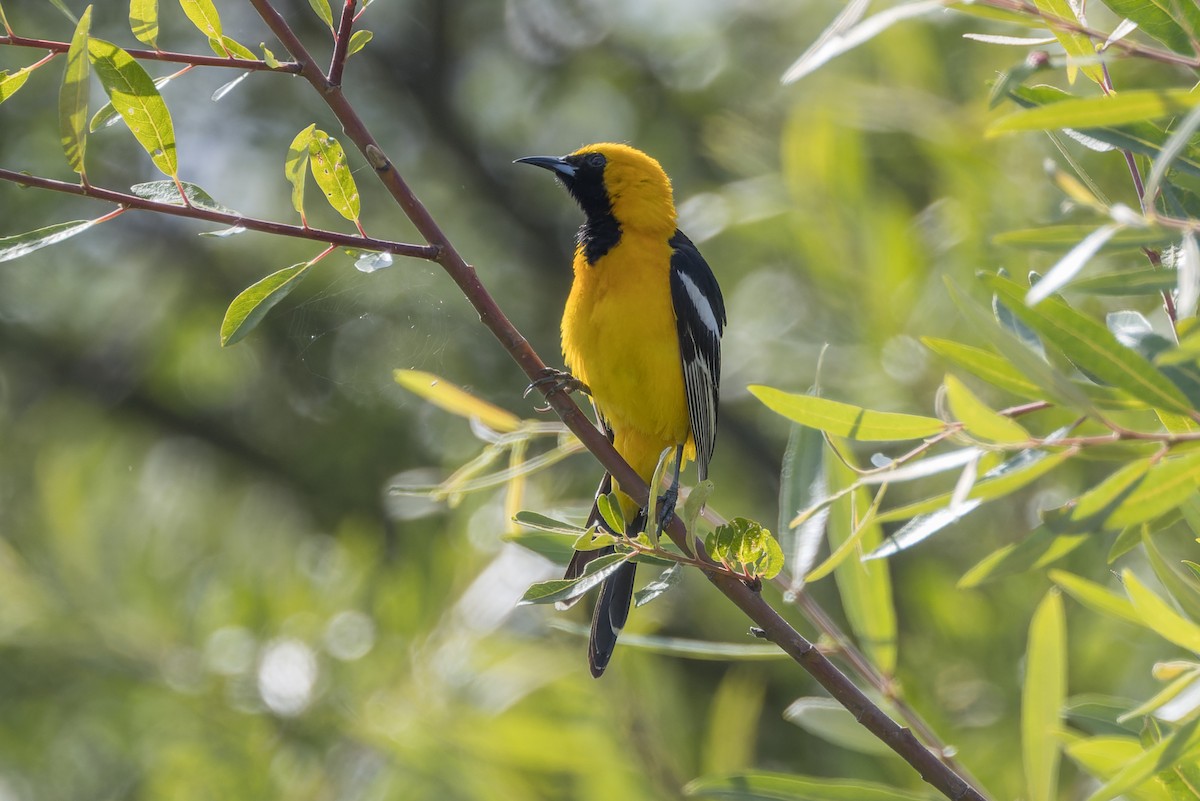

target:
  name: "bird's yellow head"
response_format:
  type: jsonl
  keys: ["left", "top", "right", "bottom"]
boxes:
{"left": 516, "top": 143, "right": 676, "bottom": 237}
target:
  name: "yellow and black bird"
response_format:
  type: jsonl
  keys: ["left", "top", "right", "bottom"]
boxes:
{"left": 517, "top": 143, "right": 726, "bottom": 676}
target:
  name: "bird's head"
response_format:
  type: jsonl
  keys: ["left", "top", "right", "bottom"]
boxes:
{"left": 516, "top": 143, "right": 676, "bottom": 235}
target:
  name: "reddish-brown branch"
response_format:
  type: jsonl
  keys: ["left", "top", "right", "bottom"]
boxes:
{"left": 328, "top": 0, "right": 357, "bottom": 86}
{"left": 0, "top": 168, "right": 438, "bottom": 260}
{"left": 247, "top": 4, "right": 988, "bottom": 800}
{"left": 0, "top": 33, "right": 301, "bottom": 73}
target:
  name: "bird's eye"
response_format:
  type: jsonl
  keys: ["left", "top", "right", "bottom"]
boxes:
{"left": 586, "top": 153, "right": 606, "bottom": 168}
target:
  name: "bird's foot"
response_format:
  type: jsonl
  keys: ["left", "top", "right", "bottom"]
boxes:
{"left": 655, "top": 484, "right": 678, "bottom": 533}
{"left": 525, "top": 368, "right": 590, "bottom": 411}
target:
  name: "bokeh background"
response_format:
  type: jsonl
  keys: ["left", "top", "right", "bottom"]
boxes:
{"left": 0, "top": 1, "right": 1180, "bottom": 799}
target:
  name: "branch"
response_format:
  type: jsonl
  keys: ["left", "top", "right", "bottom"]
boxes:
{"left": 0, "top": 168, "right": 438, "bottom": 260}
{"left": 328, "top": 0, "right": 357, "bottom": 86}
{"left": 0, "top": 33, "right": 301, "bottom": 73}
{"left": 243, "top": 5, "right": 988, "bottom": 799}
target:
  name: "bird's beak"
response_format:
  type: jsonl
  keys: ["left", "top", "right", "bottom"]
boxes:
{"left": 514, "top": 155, "right": 576, "bottom": 178}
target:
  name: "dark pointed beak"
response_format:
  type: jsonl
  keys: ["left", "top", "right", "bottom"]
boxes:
{"left": 514, "top": 155, "right": 576, "bottom": 178}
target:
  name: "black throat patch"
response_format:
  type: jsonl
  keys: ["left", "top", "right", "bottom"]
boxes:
{"left": 560, "top": 155, "right": 622, "bottom": 264}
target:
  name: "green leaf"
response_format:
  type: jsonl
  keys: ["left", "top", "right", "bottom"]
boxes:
{"left": 501, "top": 531, "right": 576, "bottom": 564}
{"left": 1143, "top": 530, "right": 1200, "bottom": 622}
{"left": 347, "top": 29, "right": 373, "bottom": 57}
{"left": 551, "top": 621, "right": 787, "bottom": 661}
{"left": 261, "top": 44, "right": 281, "bottom": 68}
{"left": 129, "top": 180, "right": 236, "bottom": 214}
{"left": 1053, "top": 457, "right": 1151, "bottom": 532}
{"left": 706, "top": 517, "right": 784, "bottom": 580}
{"left": 0, "top": 66, "right": 33, "bottom": 104}
{"left": 87, "top": 38, "right": 178, "bottom": 177}
{"left": 923, "top": 337, "right": 1043, "bottom": 399}
{"left": 221, "top": 261, "right": 316, "bottom": 346}
{"left": 1088, "top": 717, "right": 1200, "bottom": 801}
{"left": 0, "top": 219, "right": 98, "bottom": 263}
{"left": 748, "top": 386, "right": 944, "bottom": 441}
{"left": 285, "top": 124, "right": 316, "bottom": 221}
{"left": 1107, "top": 451, "right": 1200, "bottom": 529}
{"left": 44, "top": 0, "right": 77, "bottom": 23}
{"left": 1098, "top": 0, "right": 1199, "bottom": 55}
{"left": 1070, "top": 269, "right": 1179, "bottom": 296}
{"left": 1024, "top": 589, "right": 1066, "bottom": 801}
{"left": 89, "top": 73, "right": 174, "bottom": 132}
{"left": 782, "top": 698, "right": 893, "bottom": 757}
{"left": 634, "top": 563, "right": 682, "bottom": 607}
{"left": 309, "top": 130, "right": 361, "bottom": 222}
{"left": 826, "top": 448, "right": 897, "bottom": 673}
{"left": 596, "top": 491, "right": 625, "bottom": 535}
{"left": 178, "top": 0, "right": 222, "bottom": 40}
{"left": 992, "top": 89, "right": 1200, "bottom": 136}
{"left": 308, "top": 0, "right": 334, "bottom": 29}
{"left": 1050, "top": 570, "right": 1142, "bottom": 625}
{"left": 511, "top": 510, "right": 585, "bottom": 536}
{"left": 959, "top": 527, "right": 1088, "bottom": 587}
{"left": 0, "top": 2, "right": 10, "bottom": 34}
{"left": 987, "top": 276, "right": 1193, "bottom": 415}
{"left": 1033, "top": 0, "right": 1103, "bottom": 85}
{"left": 129, "top": 0, "right": 158, "bottom": 47}
{"left": 995, "top": 224, "right": 1177, "bottom": 252}
{"left": 518, "top": 552, "right": 631, "bottom": 606}
{"left": 1066, "top": 736, "right": 1174, "bottom": 801}
{"left": 1124, "top": 569, "right": 1200, "bottom": 653}
{"left": 778, "top": 424, "right": 827, "bottom": 582}
{"left": 944, "top": 374, "right": 1030, "bottom": 444}
{"left": 214, "top": 35, "right": 257, "bottom": 61}
{"left": 59, "top": 5, "right": 92, "bottom": 177}
{"left": 684, "top": 772, "right": 930, "bottom": 801}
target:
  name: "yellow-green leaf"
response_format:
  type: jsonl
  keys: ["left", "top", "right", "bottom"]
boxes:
{"left": 1033, "top": 0, "right": 1103, "bottom": 85}
{"left": 923, "top": 337, "right": 1042, "bottom": 400}
{"left": 1023, "top": 589, "right": 1066, "bottom": 801}
{"left": 309, "top": 130, "right": 361, "bottom": 222}
{"left": 992, "top": 89, "right": 1200, "bottom": 136}
{"left": 394, "top": 369, "right": 521, "bottom": 433}
{"left": 1106, "top": 451, "right": 1200, "bottom": 529}
{"left": 1050, "top": 569, "right": 1142, "bottom": 625}
{"left": 59, "top": 5, "right": 92, "bottom": 177}
{"left": 1124, "top": 569, "right": 1200, "bottom": 654}
{"left": 347, "top": 29, "right": 373, "bottom": 57}
{"left": 178, "top": 0, "right": 222, "bottom": 40}
{"left": 1098, "top": 0, "right": 1199, "bottom": 55}
{"left": 215, "top": 35, "right": 256, "bottom": 60}
{"left": 285, "top": 124, "right": 316, "bottom": 221}
{"left": 748, "top": 385, "right": 944, "bottom": 442}
{"left": 308, "top": 0, "right": 334, "bottom": 29}
{"left": 1087, "top": 717, "right": 1200, "bottom": 801}
{"left": 221, "top": 261, "right": 315, "bottom": 346}
{"left": 1065, "top": 736, "right": 1173, "bottom": 801}
{"left": 0, "top": 64, "right": 35, "bottom": 105}
{"left": 129, "top": 0, "right": 158, "bottom": 47}
{"left": 0, "top": 219, "right": 99, "bottom": 263}
{"left": 685, "top": 772, "right": 930, "bottom": 801}
{"left": 945, "top": 374, "right": 1030, "bottom": 444}
{"left": 87, "top": 38, "right": 178, "bottom": 177}
{"left": 261, "top": 44, "right": 280, "bottom": 69}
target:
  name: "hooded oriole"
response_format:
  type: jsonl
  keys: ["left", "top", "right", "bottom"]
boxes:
{"left": 517, "top": 143, "right": 726, "bottom": 676}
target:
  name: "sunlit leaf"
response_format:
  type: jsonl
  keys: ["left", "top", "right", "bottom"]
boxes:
{"left": 261, "top": 44, "right": 281, "bottom": 68}
{"left": 221, "top": 261, "right": 316, "bottom": 346}
{"left": 285, "top": 123, "right": 316, "bottom": 222}
{"left": 1070, "top": 268, "right": 1178, "bottom": 296}
{"left": 1050, "top": 570, "right": 1142, "bottom": 625}
{"left": 960, "top": 528, "right": 1088, "bottom": 587}
{"left": 551, "top": 620, "right": 787, "bottom": 660}
{"left": 309, "top": 129, "right": 361, "bottom": 222}
{"left": 1143, "top": 530, "right": 1200, "bottom": 622}
{"left": 394, "top": 369, "right": 521, "bottom": 433}
{"left": 1107, "top": 451, "right": 1200, "bottom": 529}
{"left": 748, "top": 386, "right": 944, "bottom": 441}
{"left": 1088, "top": 717, "right": 1200, "bottom": 801}
{"left": 1024, "top": 589, "right": 1066, "bottom": 801}
{"left": 44, "top": 0, "right": 77, "bottom": 23}
{"left": 923, "top": 337, "right": 1042, "bottom": 399}
{"left": 634, "top": 563, "right": 682, "bottom": 607}
{"left": 87, "top": 38, "right": 178, "bottom": 177}
{"left": 1065, "top": 736, "right": 1174, "bottom": 801}
{"left": 1033, "top": 0, "right": 1103, "bottom": 84}
{"left": 944, "top": 374, "right": 1030, "bottom": 444}
{"left": 308, "top": 0, "right": 334, "bottom": 29}
{"left": 90, "top": 73, "right": 173, "bottom": 131}
{"left": 1098, "top": 0, "right": 1198, "bottom": 54}
{"left": 59, "top": 5, "right": 92, "bottom": 177}
{"left": 992, "top": 89, "right": 1200, "bottom": 136}
{"left": 1026, "top": 224, "right": 1123, "bottom": 305}
{"left": 347, "top": 29, "right": 373, "bottom": 57}
{"left": 129, "top": 180, "right": 236, "bottom": 214}
{"left": 0, "top": 219, "right": 98, "bottom": 263}
{"left": 1054, "top": 457, "right": 1151, "bottom": 531}
{"left": 706, "top": 518, "right": 784, "bottom": 581}
{"left": 1117, "top": 668, "right": 1200, "bottom": 723}
{"left": 178, "top": 0, "right": 222, "bottom": 40}
{"left": 782, "top": 697, "right": 893, "bottom": 757}
{"left": 1124, "top": 569, "right": 1200, "bottom": 654}
{"left": 995, "top": 224, "right": 1176, "bottom": 252}
{"left": 685, "top": 771, "right": 930, "bottom": 801}
{"left": 518, "top": 552, "right": 631, "bottom": 606}
{"left": 129, "top": 0, "right": 158, "bottom": 47}
{"left": 210, "top": 70, "right": 250, "bottom": 102}
{"left": 778, "top": 424, "right": 827, "bottom": 587}
{"left": 214, "top": 35, "right": 256, "bottom": 61}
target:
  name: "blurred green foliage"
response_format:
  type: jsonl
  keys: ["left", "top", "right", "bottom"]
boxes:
{"left": 5, "top": 1, "right": 1200, "bottom": 800}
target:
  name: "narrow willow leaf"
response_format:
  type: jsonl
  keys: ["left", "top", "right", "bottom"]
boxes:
{"left": 129, "top": 0, "right": 158, "bottom": 47}
{"left": 178, "top": 0, "right": 222, "bottom": 40}
{"left": 748, "top": 385, "right": 944, "bottom": 441}
{"left": 1033, "top": 0, "right": 1103, "bottom": 85}
{"left": 826, "top": 447, "right": 896, "bottom": 673}
{"left": 551, "top": 621, "right": 786, "bottom": 660}
{"left": 59, "top": 5, "right": 92, "bottom": 176}
{"left": 1144, "top": 105, "right": 1200, "bottom": 206}
{"left": 859, "top": 447, "right": 981, "bottom": 486}
{"left": 308, "top": 0, "right": 334, "bottom": 29}
{"left": 1143, "top": 531, "right": 1200, "bottom": 622}
{"left": 309, "top": 130, "right": 361, "bottom": 222}
{"left": 963, "top": 33, "right": 1057, "bottom": 45}
{"left": 511, "top": 511, "right": 585, "bottom": 536}
{"left": 634, "top": 563, "right": 682, "bottom": 607}
{"left": 778, "top": 424, "right": 827, "bottom": 587}
{"left": 1099, "top": 0, "right": 1196, "bottom": 54}
{"left": 1024, "top": 589, "right": 1066, "bottom": 801}
{"left": 221, "top": 261, "right": 315, "bottom": 346}
{"left": 878, "top": 446, "right": 1074, "bottom": 524}
{"left": 0, "top": 219, "right": 97, "bottom": 263}
{"left": 923, "top": 337, "right": 1042, "bottom": 399}
{"left": 215, "top": 35, "right": 256, "bottom": 60}
{"left": 987, "top": 276, "right": 1193, "bottom": 414}
{"left": 992, "top": 89, "right": 1200, "bottom": 135}
{"left": 88, "top": 38, "right": 178, "bottom": 177}
{"left": 1118, "top": 669, "right": 1200, "bottom": 723}
{"left": 865, "top": 499, "right": 982, "bottom": 561}
{"left": 45, "top": 0, "right": 77, "bottom": 23}
{"left": 1180, "top": 234, "right": 1200, "bottom": 320}
{"left": 1066, "top": 736, "right": 1175, "bottom": 801}
{"left": 1054, "top": 457, "right": 1151, "bottom": 532}
{"left": 959, "top": 528, "right": 1088, "bottom": 587}
{"left": 394, "top": 369, "right": 521, "bottom": 432}
{"left": 285, "top": 124, "right": 316, "bottom": 221}
{"left": 944, "top": 374, "right": 1030, "bottom": 444}
{"left": 211, "top": 71, "right": 250, "bottom": 102}
{"left": 1124, "top": 569, "right": 1200, "bottom": 653}
{"left": 1070, "top": 269, "right": 1177, "bottom": 296}
{"left": 1088, "top": 717, "right": 1200, "bottom": 801}
{"left": 129, "top": 180, "right": 236, "bottom": 214}
{"left": 0, "top": 67, "right": 33, "bottom": 104}
{"left": 780, "top": 0, "right": 944, "bottom": 84}
{"left": 0, "top": 2, "right": 10, "bottom": 34}
{"left": 347, "top": 29, "right": 373, "bottom": 56}
{"left": 90, "top": 73, "right": 172, "bottom": 131}
{"left": 995, "top": 224, "right": 1176, "bottom": 252}
{"left": 1026, "top": 224, "right": 1123, "bottom": 305}
{"left": 782, "top": 697, "right": 894, "bottom": 757}
{"left": 518, "top": 552, "right": 630, "bottom": 605}
{"left": 685, "top": 772, "right": 930, "bottom": 801}
{"left": 1050, "top": 570, "right": 1142, "bottom": 625}
{"left": 1106, "top": 451, "right": 1200, "bottom": 529}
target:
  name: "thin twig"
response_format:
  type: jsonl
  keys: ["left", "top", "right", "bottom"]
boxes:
{"left": 0, "top": 33, "right": 301, "bottom": 73}
{"left": 0, "top": 168, "right": 438, "bottom": 260}
{"left": 328, "top": 0, "right": 357, "bottom": 86}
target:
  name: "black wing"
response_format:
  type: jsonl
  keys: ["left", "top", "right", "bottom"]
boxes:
{"left": 668, "top": 230, "right": 726, "bottom": 480}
